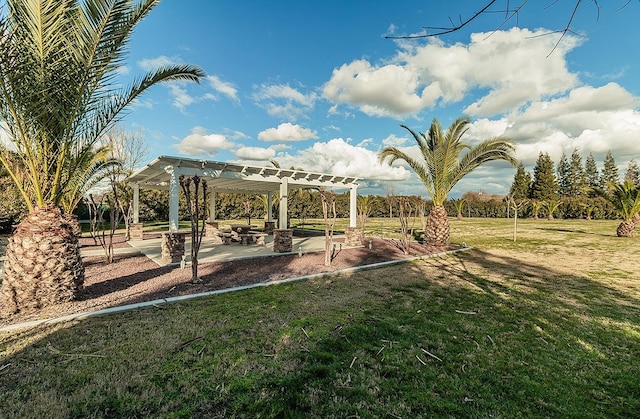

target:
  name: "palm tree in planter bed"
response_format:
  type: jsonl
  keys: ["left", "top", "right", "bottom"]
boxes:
{"left": 379, "top": 117, "right": 517, "bottom": 245}
{"left": 0, "top": 0, "right": 204, "bottom": 314}
{"left": 598, "top": 181, "right": 640, "bottom": 237}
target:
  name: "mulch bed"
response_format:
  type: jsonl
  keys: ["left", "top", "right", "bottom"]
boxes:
{"left": 1, "top": 237, "right": 458, "bottom": 328}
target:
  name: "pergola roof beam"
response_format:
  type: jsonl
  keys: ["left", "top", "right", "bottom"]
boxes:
{"left": 127, "top": 156, "right": 361, "bottom": 232}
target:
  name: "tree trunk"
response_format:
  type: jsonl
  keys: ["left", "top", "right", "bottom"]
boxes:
{"left": 1, "top": 205, "right": 84, "bottom": 315}
{"left": 616, "top": 221, "right": 636, "bottom": 237}
{"left": 425, "top": 205, "right": 450, "bottom": 246}
{"left": 62, "top": 212, "right": 83, "bottom": 238}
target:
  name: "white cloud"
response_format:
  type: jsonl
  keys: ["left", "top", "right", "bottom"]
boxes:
{"left": 451, "top": 165, "right": 516, "bottom": 196}
{"left": 356, "top": 138, "right": 374, "bottom": 147}
{"left": 171, "top": 77, "right": 241, "bottom": 112}
{"left": 252, "top": 84, "right": 317, "bottom": 120}
{"left": 280, "top": 138, "right": 411, "bottom": 181}
{"left": 174, "top": 127, "right": 234, "bottom": 157}
{"left": 137, "top": 55, "right": 183, "bottom": 72}
{"left": 382, "top": 134, "right": 408, "bottom": 147}
{"left": 458, "top": 29, "right": 581, "bottom": 116}
{"left": 500, "top": 83, "right": 640, "bottom": 163}
{"left": 136, "top": 63, "right": 242, "bottom": 115}
{"left": 323, "top": 60, "right": 433, "bottom": 118}
{"left": 258, "top": 123, "right": 319, "bottom": 142}
{"left": 130, "top": 97, "right": 155, "bottom": 110}
{"left": 235, "top": 146, "right": 276, "bottom": 160}
{"left": 115, "top": 65, "right": 130, "bottom": 76}
{"left": 168, "top": 83, "right": 195, "bottom": 112}
{"left": 207, "top": 75, "right": 239, "bottom": 103}
{"left": 224, "top": 129, "right": 250, "bottom": 140}
{"left": 271, "top": 144, "right": 291, "bottom": 151}
{"left": 323, "top": 28, "right": 581, "bottom": 118}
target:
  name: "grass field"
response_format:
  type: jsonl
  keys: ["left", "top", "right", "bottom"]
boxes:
{"left": 1, "top": 217, "right": 639, "bottom": 417}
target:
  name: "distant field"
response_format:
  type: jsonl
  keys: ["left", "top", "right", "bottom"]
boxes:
{"left": 1, "top": 217, "right": 638, "bottom": 417}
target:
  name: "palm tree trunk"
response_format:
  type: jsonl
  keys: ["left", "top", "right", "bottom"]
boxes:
{"left": 425, "top": 205, "right": 450, "bottom": 246}
{"left": 616, "top": 221, "right": 636, "bottom": 237}
{"left": 1, "top": 206, "right": 84, "bottom": 315}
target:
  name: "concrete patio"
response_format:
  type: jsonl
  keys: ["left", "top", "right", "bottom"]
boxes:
{"left": 125, "top": 233, "right": 351, "bottom": 267}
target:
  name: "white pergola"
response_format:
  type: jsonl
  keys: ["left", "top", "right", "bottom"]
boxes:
{"left": 127, "top": 156, "right": 360, "bottom": 231}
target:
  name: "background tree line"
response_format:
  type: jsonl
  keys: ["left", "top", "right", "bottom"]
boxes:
{"left": 104, "top": 147, "right": 637, "bottom": 224}
{"left": 0, "top": 149, "right": 635, "bottom": 229}
{"left": 508, "top": 149, "right": 638, "bottom": 220}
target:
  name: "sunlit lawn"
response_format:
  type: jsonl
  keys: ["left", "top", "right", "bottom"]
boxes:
{"left": 1, "top": 217, "right": 639, "bottom": 417}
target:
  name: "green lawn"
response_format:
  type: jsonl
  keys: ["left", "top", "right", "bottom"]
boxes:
{"left": 1, "top": 218, "right": 639, "bottom": 417}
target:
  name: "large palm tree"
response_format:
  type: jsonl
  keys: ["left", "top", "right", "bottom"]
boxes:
{"left": 0, "top": 0, "right": 204, "bottom": 314}
{"left": 379, "top": 117, "right": 517, "bottom": 245}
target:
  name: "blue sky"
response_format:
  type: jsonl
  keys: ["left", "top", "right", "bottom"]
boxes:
{"left": 120, "top": 0, "right": 640, "bottom": 197}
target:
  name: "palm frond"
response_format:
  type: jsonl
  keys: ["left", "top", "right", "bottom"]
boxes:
{"left": 378, "top": 146, "right": 435, "bottom": 199}
{"left": 61, "top": 147, "right": 121, "bottom": 213}
{"left": 598, "top": 181, "right": 640, "bottom": 222}
{"left": 0, "top": 0, "right": 203, "bottom": 211}
{"left": 81, "top": 64, "right": 205, "bottom": 145}
{"left": 451, "top": 137, "right": 517, "bottom": 187}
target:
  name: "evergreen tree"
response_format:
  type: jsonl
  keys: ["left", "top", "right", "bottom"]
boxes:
{"left": 510, "top": 162, "right": 532, "bottom": 199}
{"left": 585, "top": 153, "right": 600, "bottom": 190}
{"left": 529, "top": 152, "right": 558, "bottom": 200}
{"left": 556, "top": 152, "right": 570, "bottom": 197}
{"left": 624, "top": 159, "right": 640, "bottom": 187}
{"left": 567, "top": 148, "right": 586, "bottom": 197}
{"left": 601, "top": 151, "right": 620, "bottom": 190}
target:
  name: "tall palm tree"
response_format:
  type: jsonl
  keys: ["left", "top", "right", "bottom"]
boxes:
{"left": 379, "top": 117, "right": 517, "bottom": 245}
{"left": 0, "top": 0, "right": 204, "bottom": 314}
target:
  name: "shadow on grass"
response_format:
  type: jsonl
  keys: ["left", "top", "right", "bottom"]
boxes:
{"left": 533, "top": 226, "right": 613, "bottom": 237}
{"left": 1, "top": 244, "right": 639, "bottom": 417}
{"left": 226, "top": 249, "right": 640, "bottom": 417}
{"left": 435, "top": 248, "right": 637, "bottom": 307}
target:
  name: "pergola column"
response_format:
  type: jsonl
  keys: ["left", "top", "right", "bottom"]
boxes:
{"left": 279, "top": 178, "right": 288, "bottom": 229}
{"left": 209, "top": 188, "right": 217, "bottom": 222}
{"left": 267, "top": 192, "right": 273, "bottom": 222}
{"left": 165, "top": 165, "right": 181, "bottom": 232}
{"left": 132, "top": 183, "right": 140, "bottom": 223}
{"left": 344, "top": 184, "right": 363, "bottom": 247}
{"left": 349, "top": 184, "right": 358, "bottom": 227}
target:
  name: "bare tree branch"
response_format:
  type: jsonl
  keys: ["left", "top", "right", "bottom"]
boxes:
{"left": 386, "top": 0, "right": 632, "bottom": 48}
{"left": 386, "top": 0, "right": 498, "bottom": 39}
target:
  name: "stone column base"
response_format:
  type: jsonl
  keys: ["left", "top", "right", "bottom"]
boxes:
{"left": 264, "top": 221, "right": 276, "bottom": 235}
{"left": 345, "top": 227, "right": 363, "bottom": 247}
{"left": 129, "top": 223, "right": 144, "bottom": 241}
{"left": 161, "top": 232, "right": 185, "bottom": 264}
{"left": 205, "top": 222, "right": 223, "bottom": 243}
{"left": 273, "top": 229, "right": 293, "bottom": 253}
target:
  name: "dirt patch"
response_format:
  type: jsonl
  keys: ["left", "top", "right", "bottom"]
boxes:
{"left": 1, "top": 237, "right": 457, "bottom": 328}
{"left": 78, "top": 234, "right": 135, "bottom": 249}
